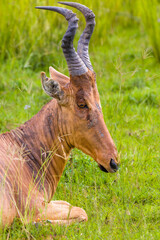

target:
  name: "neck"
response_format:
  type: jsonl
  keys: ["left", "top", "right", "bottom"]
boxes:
{"left": 11, "top": 99, "right": 72, "bottom": 201}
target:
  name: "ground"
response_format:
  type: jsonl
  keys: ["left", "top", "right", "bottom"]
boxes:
{"left": 0, "top": 2, "right": 160, "bottom": 239}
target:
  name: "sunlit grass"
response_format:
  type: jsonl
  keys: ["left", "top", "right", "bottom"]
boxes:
{"left": 137, "top": 0, "right": 160, "bottom": 61}
{"left": 1, "top": 21, "right": 160, "bottom": 238}
{"left": 0, "top": 0, "right": 160, "bottom": 239}
{"left": 1, "top": 0, "right": 160, "bottom": 68}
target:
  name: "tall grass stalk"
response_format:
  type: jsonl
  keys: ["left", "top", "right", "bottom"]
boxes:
{"left": 137, "top": 0, "right": 160, "bottom": 61}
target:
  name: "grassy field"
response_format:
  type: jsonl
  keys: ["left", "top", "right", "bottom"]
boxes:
{"left": 0, "top": 0, "right": 160, "bottom": 239}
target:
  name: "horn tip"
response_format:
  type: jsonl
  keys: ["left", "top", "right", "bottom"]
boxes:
{"left": 35, "top": 6, "right": 53, "bottom": 10}
{"left": 35, "top": 6, "right": 46, "bottom": 10}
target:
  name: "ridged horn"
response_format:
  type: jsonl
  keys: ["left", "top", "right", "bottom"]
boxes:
{"left": 58, "top": 2, "right": 95, "bottom": 71}
{"left": 35, "top": 6, "right": 87, "bottom": 76}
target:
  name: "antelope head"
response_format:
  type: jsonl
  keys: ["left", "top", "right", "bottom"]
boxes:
{"left": 36, "top": 2, "right": 119, "bottom": 173}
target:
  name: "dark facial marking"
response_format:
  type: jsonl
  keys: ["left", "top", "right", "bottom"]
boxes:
{"left": 98, "top": 129, "right": 104, "bottom": 138}
{"left": 96, "top": 102, "right": 101, "bottom": 113}
{"left": 76, "top": 88, "right": 85, "bottom": 106}
{"left": 87, "top": 111, "right": 98, "bottom": 129}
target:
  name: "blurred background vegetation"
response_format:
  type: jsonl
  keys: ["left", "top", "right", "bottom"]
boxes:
{"left": 0, "top": 0, "right": 160, "bottom": 70}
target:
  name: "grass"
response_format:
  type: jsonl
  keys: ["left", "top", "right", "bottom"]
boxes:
{"left": 1, "top": 0, "right": 160, "bottom": 67}
{"left": 137, "top": 0, "right": 160, "bottom": 61}
{"left": 0, "top": 0, "right": 160, "bottom": 239}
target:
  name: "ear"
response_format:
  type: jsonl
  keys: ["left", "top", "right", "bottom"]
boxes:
{"left": 41, "top": 72, "right": 65, "bottom": 102}
{"left": 49, "top": 66, "right": 70, "bottom": 86}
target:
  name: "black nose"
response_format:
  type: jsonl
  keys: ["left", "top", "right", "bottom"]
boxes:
{"left": 110, "top": 159, "right": 118, "bottom": 171}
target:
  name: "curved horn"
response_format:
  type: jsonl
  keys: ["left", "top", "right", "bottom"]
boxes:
{"left": 35, "top": 6, "right": 87, "bottom": 76}
{"left": 58, "top": 2, "right": 95, "bottom": 72}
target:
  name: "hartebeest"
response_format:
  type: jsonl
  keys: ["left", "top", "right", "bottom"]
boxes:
{"left": 0, "top": 2, "right": 119, "bottom": 226}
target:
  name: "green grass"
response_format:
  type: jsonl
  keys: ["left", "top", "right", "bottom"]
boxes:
{"left": 1, "top": 0, "right": 160, "bottom": 239}
{"left": 1, "top": 0, "right": 160, "bottom": 67}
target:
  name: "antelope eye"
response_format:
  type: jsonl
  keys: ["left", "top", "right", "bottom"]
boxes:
{"left": 78, "top": 103, "right": 88, "bottom": 108}
{"left": 77, "top": 99, "right": 88, "bottom": 109}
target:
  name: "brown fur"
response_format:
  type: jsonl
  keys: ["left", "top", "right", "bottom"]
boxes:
{"left": 0, "top": 68, "right": 118, "bottom": 226}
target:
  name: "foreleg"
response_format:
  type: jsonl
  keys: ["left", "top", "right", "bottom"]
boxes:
{"left": 36, "top": 200, "right": 88, "bottom": 225}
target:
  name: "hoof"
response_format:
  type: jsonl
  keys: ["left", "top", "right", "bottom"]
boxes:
{"left": 70, "top": 207, "right": 88, "bottom": 222}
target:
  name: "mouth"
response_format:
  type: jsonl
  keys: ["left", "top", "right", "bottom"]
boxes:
{"left": 98, "top": 164, "right": 108, "bottom": 173}
{"left": 98, "top": 160, "right": 118, "bottom": 173}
